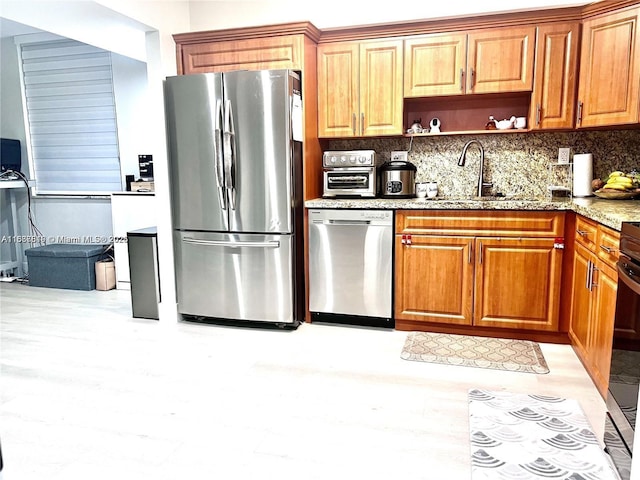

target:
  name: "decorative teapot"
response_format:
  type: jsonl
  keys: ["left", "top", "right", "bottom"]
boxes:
{"left": 495, "top": 116, "right": 516, "bottom": 130}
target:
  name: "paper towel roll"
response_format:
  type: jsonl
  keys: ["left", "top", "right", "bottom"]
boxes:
{"left": 573, "top": 153, "right": 593, "bottom": 197}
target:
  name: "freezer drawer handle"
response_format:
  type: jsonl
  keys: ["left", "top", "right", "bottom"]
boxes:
{"left": 183, "top": 237, "right": 280, "bottom": 249}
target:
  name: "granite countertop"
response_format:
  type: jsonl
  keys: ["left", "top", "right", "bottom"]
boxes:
{"left": 305, "top": 196, "right": 640, "bottom": 231}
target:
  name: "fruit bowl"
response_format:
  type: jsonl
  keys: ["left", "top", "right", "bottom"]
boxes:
{"left": 593, "top": 189, "right": 640, "bottom": 200}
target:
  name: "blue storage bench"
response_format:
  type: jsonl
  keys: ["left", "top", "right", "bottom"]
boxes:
{"left": 25, "top": 244, "right": 107, "bottom": 290}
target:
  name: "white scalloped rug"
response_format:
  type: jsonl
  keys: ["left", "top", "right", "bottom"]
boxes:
{"left": 400, "top": 332, "right": 550, "bottom": 374}
{"left": 468, "top": 389, "right": 620, "bottom": 479}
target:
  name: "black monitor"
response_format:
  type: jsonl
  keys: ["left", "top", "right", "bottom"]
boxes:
{"left": 0, "top": 138, "right": 21, "bottom": 173}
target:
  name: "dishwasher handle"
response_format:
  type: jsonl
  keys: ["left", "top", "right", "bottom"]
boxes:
{"left": 325, "top": 219, "right": 371, "bottom": 226}
{"left": 312, "top": 218, "right": 373, "bottom": 226}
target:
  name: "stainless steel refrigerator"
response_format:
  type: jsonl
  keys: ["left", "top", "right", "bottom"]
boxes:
{"left": 164, "top": 69, "right": 304, "bottom": 327}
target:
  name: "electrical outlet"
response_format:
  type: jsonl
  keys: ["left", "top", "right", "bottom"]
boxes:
{"left": 391, "top": 151, "right": 408, "bottom": 162}
{"left": 558, "top": 148, "right": 571, "bottom": 164}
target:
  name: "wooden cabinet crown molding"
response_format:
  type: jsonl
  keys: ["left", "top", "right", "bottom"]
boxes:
{"left": 581, "top": 0, "right": 640, "bottom": 19}
{"left": 173, "top": 21, "right": 321, "bottom": 45}
{"left": 318, "top": 7, "right": 585, "bottom": 43}
{"left": 317, "top": 1, "right": 639, "bottom": 43}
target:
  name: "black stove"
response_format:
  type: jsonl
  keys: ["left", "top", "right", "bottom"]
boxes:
{"left": 604, "top": 221, "right": 640, "bottom": 479}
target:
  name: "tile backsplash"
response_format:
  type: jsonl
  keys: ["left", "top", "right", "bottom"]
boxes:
{"left": 328, "top": 129, "right": 640, "bottom": 198}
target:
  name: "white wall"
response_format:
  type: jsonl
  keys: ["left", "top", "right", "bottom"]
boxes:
{"left": 1, "top": 36, "right": 32, "bottom": 275}
{"left": 0, "top": 42, "right": 152, "bottom": 238}
{"left": 187, "top": 0, "right": 596, "bottom": 31}
{"left": 0, "top": 2, "right": 188, "bottom": 318}
{"left": 111, "top": 53, "right": 153, "bottom": 183}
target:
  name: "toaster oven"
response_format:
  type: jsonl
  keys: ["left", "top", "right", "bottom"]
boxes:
{"left": 322, "top": 150, "right": 378, "bottom": 198}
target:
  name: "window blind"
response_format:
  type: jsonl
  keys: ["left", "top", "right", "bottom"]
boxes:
{"left": 20, "top": 39, "right": 122, "bottom": 194}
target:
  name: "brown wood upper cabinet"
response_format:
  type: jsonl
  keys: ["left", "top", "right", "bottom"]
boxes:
{"left": 394, "top": 210, "right": 564, "bottom": 332}
{"left": 317, "top": 39, "right": 403, "bottom": 137}
{"left": 577, "top": 6, "right": 640, "bottom": 127}
{"left": 529, "top": 23, "right": 580, "bottom": 130}
{"left": 404, "top": 26, "right": 536, "bottom": 97}
{"left": 177, "top": 35, "right": 308, "bottom": 74}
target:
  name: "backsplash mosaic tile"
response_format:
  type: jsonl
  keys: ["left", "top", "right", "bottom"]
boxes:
{"left": 328, "top": 129, "right": 640, "bottom": 199}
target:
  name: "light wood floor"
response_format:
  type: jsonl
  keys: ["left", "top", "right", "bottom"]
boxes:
{"left": 0, "top": 282, "right": 608, "bottom": 479}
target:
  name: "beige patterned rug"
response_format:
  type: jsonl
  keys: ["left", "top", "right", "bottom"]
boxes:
{"left": 401, "top": 332, "right": 549, "bottom": 374}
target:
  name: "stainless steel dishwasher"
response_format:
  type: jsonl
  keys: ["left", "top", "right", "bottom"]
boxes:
{"left": 308, "top": 209, "right": 393, "bottom": 328}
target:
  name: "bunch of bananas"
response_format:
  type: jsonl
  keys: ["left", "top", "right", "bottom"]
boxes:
{"left": 593, "top": 171, "right": 640, "bottom": 194}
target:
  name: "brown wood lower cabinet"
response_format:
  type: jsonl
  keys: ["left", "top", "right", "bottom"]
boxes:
{"left": 395, "top": 235, "right": 474, "bottom": 325}
{"left": 474, "top": 237, "right": 562, "bottom": 331}
{"left": 568, "top": 217, "right": 620, "bottom": 397}
{"left": 394, "top": 210, "right": 565, "bottom": 333}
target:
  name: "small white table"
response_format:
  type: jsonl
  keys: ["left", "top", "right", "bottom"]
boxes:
{"left": 0, "top": 179, "right": 28, "bottom": 276}
{"left": 110, "top": 192, "right": 157, "bottom": 290}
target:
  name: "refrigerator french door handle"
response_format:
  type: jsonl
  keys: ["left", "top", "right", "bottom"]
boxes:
{"left": 223, "top": 99, "right": 237, "bottom": 211}
{"left": 213, "top": 99, "right": 227, "bottom": 214}
{"left": 183, "top": 237, "right": 280, "bottom": 249}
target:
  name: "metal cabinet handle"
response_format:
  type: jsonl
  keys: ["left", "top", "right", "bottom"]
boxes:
{"left": 478, "top": 240, "right": 483, "bottom": 264}
{"left": 577, "top": 101, "right": 583, "bottom": 125}
{"left": 468, "top": 241, "right": 473, "bottom": 264}
{"left": 361, "top": 112, "right": 364, "bottom": 135}
{"left": 536, "top": 104, "right": 541, "bottom": 126}
{"left": 460, "top": 68, "right": 465, "bottom": 92}
{"left": 591, "top": 263, "right": 599, "bottom": 289}
{"left": 576, "top": 229, "right": 589, "bottom": 238}
{"left": 585, "top": 260, "right": 599, "bottom": 291}
{"left": 352, "top": 113, "right": 356, "bottom": 135}
{"left": 599, "top": 245, "right": 617, "bottom": 254}
{"left": 468, "top": 67, "right": 475, "bottom": 91}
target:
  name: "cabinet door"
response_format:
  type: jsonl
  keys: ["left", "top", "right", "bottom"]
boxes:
{"left": 359, "top": 39, "right": 404, "bottom": 136}
{"left": 395, "top": 235, "right": 474, "bottom": 325}
{"left": 179, "top": 36, "right": 304, "bottom": 74}
{"left": 474, "top": 237, "right": 562, "bottom": 331}
{"left": 590, "top": 261, "right": 618, "bottom": 397}
{"left": 530, "top": 23, "right": 579, "bottom": 130}
{"left": 577, "top": 7, "right": 640, "bottom": 127}
{"left": 317, "top": 42, "right": 359, "bottom": 137}
{"left": 404, "top": 33, "right": 466, "bottom": 97}
{"left": 467, "top": 26, "right": 536, "bottom": 94}
{"left": 569, "top": 242, "right": 595, "bottom": 360}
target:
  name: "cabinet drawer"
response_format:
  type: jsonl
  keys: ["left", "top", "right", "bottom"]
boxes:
{"left": 575, "top": 215, "right": 598, "bottom": 251}
{"left": 396, "top": 210, "right": 564, "bottom": 237}
{"left": 596, "top": 224, "right": 620, "bottom": 269}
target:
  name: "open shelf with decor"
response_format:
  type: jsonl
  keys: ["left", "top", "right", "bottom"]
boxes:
{"left": 403, "top": 92, "right": 531, "bottom": 135}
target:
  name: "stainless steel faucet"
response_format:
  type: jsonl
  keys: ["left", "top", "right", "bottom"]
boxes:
{"left": 457, "top": 139, "right": 493, "bottom": 197}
